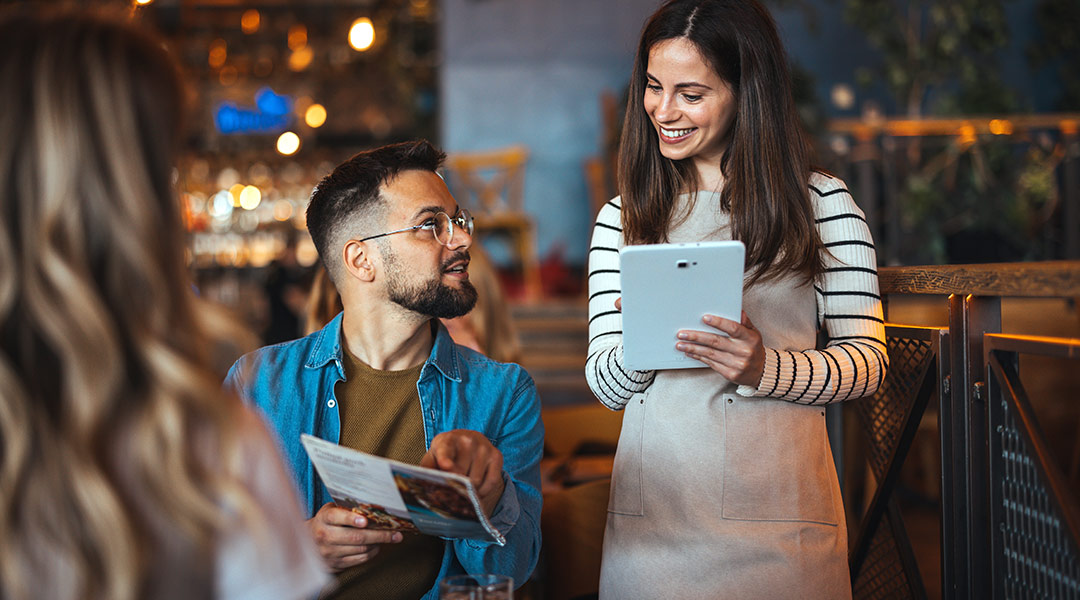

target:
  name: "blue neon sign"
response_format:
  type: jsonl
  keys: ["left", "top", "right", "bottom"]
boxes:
{"left": 215, "top": 87, "right": 294, "bottom": 134}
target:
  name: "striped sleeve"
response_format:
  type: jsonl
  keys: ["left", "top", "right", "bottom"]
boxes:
{"left": 584, "top": 198, "right": 655, "bottom": 410}
{"left": 735, "top": 174, "right": 889, "bottom": 404}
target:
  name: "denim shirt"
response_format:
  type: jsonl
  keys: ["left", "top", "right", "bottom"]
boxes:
{"left": 224, "top": 312, "right": 543, "bottom": 597}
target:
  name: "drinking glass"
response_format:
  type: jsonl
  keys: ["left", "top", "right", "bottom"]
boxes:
{"left": 438, "top": 574, "right": 513, "bottom": 600}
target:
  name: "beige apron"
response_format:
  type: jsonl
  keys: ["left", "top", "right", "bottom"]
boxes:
{"left": 599, "top": 192, "right": 850, "bottom": 599}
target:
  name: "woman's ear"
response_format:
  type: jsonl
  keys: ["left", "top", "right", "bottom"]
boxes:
{"left": 342, "top": 239, "right": 376, "bottom": 283}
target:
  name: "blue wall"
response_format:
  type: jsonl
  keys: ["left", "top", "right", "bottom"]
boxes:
{"left": 440, "top": 0, "right": 660, "bottom": 266}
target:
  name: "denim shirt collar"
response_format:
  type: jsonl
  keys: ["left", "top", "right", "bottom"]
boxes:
{"left": 304, "top": 311, "right": 461, "bottom": 382}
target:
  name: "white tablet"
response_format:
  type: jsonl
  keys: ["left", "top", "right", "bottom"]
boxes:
{"left": 619, "top": 241, "right": 745, "bottom": 371}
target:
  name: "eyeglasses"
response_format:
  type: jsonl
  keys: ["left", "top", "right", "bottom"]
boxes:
{"left": 358, "top": 209, "right": 474, "bottom": 247}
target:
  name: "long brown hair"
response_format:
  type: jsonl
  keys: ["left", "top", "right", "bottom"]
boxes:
{"left": 0, "top": 9, "right": 259, "bottom": 599}
{"left": 619, "top": 0, "right": 824, "bottom": 284}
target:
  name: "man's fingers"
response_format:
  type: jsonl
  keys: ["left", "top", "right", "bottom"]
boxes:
{"left": 327, "top": 546, "right": 384, "bottom": 570}
{"left": 317, "top": 525, "right": 403, "bottom": 548}
{"left": 477, "top": 455, "right": 503, "bottom": 498}
{"left": 323, "top": 506, "right": 368, "bottom": 528}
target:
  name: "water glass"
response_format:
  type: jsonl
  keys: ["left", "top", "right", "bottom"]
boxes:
{"left": 438, "top": 574, "right": 513, "bottom": 600}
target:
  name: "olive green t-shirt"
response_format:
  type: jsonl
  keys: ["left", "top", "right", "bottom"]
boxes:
{"left": 323, "top": 348, "right": 444, "bottom": 600}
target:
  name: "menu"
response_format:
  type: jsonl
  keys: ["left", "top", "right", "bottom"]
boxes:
{"left": 300, "top": 434, "right": 505, "bottom": 545}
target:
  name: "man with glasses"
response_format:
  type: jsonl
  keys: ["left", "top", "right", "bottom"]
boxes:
{"left": 225, "top": 140, "right": 542, "bottom": 599}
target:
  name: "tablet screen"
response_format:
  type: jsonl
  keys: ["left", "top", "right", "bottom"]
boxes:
{"left": 619, "top": 241, "right": 745, "bottom": 371}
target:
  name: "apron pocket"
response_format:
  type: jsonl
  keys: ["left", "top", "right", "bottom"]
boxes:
{"left": 721, "top": 396, "right": 839, "bottom": 525}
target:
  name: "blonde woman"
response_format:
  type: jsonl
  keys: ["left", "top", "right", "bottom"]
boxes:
{"left": 0, "top": 9, "right": 328, "bottom": 600}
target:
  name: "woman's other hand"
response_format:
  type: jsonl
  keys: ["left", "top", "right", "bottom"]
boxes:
{"left": 676, "top": 311, "right": 765, "bottom": 387}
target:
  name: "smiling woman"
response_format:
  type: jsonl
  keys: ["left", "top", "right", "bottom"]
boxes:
{"left": 586, "top": 1, "right": 888, "bottom": 598}
{"left": 643, "top": 38, "right": 737, "bottom": 184}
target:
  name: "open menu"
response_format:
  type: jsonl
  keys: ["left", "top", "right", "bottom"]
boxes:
{"left": 300, "top": 434, "right": 505, "bottom": 546}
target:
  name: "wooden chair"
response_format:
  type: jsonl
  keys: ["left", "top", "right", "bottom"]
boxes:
{"left": 443, "top": 146, "right": 542, "bottom": 302}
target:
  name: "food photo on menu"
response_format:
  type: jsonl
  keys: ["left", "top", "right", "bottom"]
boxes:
{"left": 300, "top": 434, "right": 506, "bottom": 545}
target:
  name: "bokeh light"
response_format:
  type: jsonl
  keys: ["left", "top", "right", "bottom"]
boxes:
{"left": 288, "top": 24, "right": 308, "bottom": 50}
{"left": 239, "top": 185, "right": 262, "bottom": 210}
{"left": 276, "top": 131, "right": 301, "bottom": 156}
{"left": 241, "top": 9, "right": 261, "bottom": 34}
{"left": 229, "top": 183, "right": 246, "bottom": 207}
{"left": 304, "top": 104, "right": 327, "bottom": 128}
{"left": 348, "top": 18, "right": 375, "bottom": 51}
{"left": 208, "top": 39, "right": 227, "bottom": 69}
{"left": 288, "top": 46, "right": 313, "bottom": 72}
{"left": 273, "top": 200, "right": 295, "bottom": 222}
{"left": 989, "top": 119, "right": 1014, "bottom": 136}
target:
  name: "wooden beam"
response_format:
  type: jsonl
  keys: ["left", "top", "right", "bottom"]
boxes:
{"left": 879, "top": 261, "right": 1080, "bottom": 297}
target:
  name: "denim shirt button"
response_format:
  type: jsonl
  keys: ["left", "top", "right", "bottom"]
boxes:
{"left": 327, "top": 398, "right": 336, "bottom": 408}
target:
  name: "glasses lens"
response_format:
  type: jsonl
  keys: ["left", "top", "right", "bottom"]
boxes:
{"left": 432, "top": 212, "right": 452, "bottom": 246}
{"left": 457, "top": 209, "right": 474, "bottom": 236}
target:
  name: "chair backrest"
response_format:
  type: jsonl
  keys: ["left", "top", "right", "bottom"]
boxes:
{"left": 443, "top": 146, "right": 529, "bottom": 217}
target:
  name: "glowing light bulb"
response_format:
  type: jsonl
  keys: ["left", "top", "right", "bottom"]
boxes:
{"left": 276, "top": 131, "right": 301, "bottom": 156}
{"left": 348, "top": 18, "right": 375, "bottom": 51}
{"left": 241, "top": 9, "right": 260, "bottom": 34}
{"left": 288, "top": 24, "right": 308, "bottom": 50}
{"left": 304, "top": 104, "right": 327, "bottom": 128}
{"left": 239, "top": 185, "right": 262, "bottom": 210}
{"left": 229, "top": 183, "right": 246, "bottom": 207}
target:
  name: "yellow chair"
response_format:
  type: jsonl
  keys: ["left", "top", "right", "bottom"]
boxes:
{"left": 542, "top": 478, "right": 610, "bottom": 600}
{"left": 443, "top": 146, "right": 542, "bottom": 302}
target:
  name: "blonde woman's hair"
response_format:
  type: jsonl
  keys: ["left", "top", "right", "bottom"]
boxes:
{"left": 304, "top": 267, "right": 343, "bottom": 336}
{"left": 464, "top": 246, "right": 521, "bottom": 364}
{"left": 0, "top": 9, "right": 260, "bottom": 600}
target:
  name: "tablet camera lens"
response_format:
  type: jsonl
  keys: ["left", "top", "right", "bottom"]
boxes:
{"left": 677, "top": 260, "right": 688, "bottom": 268}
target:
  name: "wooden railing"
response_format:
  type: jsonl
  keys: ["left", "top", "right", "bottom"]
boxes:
{"left": 849, "top": 261, "right": 1080, "bottom": 599}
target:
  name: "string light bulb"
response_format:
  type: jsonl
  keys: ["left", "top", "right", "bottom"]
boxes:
{"left": 304, "top": 104, "right": 327, "bottom": 128}
{"left": 348, "top": 18, "right": 375, "bottom": 51}
{"left": 239, "top": 185, "right": 262, "bottom": 210}
{"left": 277, "top": 131, "right": 301, "bottom": 156}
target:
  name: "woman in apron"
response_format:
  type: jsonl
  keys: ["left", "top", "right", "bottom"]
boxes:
{"left": 585, "top": 1, "right": 888, "bottom": 597}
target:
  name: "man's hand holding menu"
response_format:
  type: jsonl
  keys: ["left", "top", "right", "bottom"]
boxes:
{"left": 420, "top": 429, "right": 506, "bottom": 517}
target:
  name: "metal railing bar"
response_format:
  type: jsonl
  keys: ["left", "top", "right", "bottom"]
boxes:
{"left": 887, "top": 498, "right": 930, "bottom": 600}
{"left": 935, "top": 329, "right": 956, "bottom": 599}
{"left": 879, "top": 261, "right": 1080, "bottom": 297}
{"left": 987, "top": 351, "right": 1080, "bottom": 551}
{"left": 884, "top": 323, "right": 941, "bottom": 342}
{"left": 850, "top": 355, "right": 938, "bottom": 581}
{"left": 984, "top": 333, "right": 1080, "bottom": 360}
{"left": 987, "top": 351, "right": 1016, "bottom": 600}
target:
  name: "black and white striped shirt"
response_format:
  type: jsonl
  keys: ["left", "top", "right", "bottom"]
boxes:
{"left": 585, "top": 173, "right": 888, "bottom": 410}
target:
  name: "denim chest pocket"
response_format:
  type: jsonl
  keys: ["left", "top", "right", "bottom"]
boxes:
{"left": 721, "top": 397, "right": 839, "bottom": 525}
{"left": 607, "top": 390, "right": 648, "bottom": 516}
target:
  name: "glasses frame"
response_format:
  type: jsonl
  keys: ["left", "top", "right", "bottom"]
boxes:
{"left": 357, "top": 209, "right": 474, "bottom": 247}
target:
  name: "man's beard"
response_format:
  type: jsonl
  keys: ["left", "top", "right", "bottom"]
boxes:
{"left": 383, "top": 248, "right": 478, "bottom": 319}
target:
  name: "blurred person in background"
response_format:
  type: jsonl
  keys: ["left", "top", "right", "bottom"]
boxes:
{"left": 586, "top": 0, "right": 887, "bottom": 597}
{"left": 262, "top": 231, "right": 309, "bottom": 345}
{"left": 0, "top": 8, "right": 328, "bottom": 600}
{"left": 225, "top": 140, "right": 542, "bottom": 599}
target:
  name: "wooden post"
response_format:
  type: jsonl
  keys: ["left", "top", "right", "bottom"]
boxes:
{"left": 1062, "top": 120, "right": 1079, "bottom": 260}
